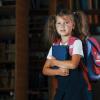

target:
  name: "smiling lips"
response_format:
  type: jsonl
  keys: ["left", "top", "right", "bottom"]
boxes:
{"left": 60, "top": 30, "right": 66, "bottom": 32}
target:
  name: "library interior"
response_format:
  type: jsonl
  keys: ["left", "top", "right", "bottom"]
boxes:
{"left": 0, "top": 0, "right": 100, "bottom": 100}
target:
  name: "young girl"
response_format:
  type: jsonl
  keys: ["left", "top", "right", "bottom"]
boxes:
{"left": 42, "top": 9, "right": 88, "bottom": 100}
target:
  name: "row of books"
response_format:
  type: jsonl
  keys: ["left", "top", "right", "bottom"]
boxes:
{"left": 0, "top": 95, "right": 15, "bottom": 100}
{"left": 87, "top": 14, "right": 100, "bottom": 25}
{"left": 66, "top": 0, "right": 100, "bottom": 10}
{"left": 0, "top": 18, "right": 16, "bottom": 26}
{"left": 29, "top": 51, "right": 47, "bottom": 60}
{"left": 0, "top": 0, "right": 16, "bottom": 6}
{"left": 57, "top": 0, "right": 100, "bottom": 27}
{"left": 29, "top": 92, "right": 48, "bottom": 100}
{"left": 31, "top": 0, "right": 49, "bottom": 9}
{"left": 0, "top": 68, "right": 15, "bottom": 89}
{"left": 90, "top": 25, "right": 100, "bottom": 35}
{"left": 81, "top": 0, "right": 100, "bottom": 10}
{"left": 28, "top": 69, "right": 48, "bottom": 89}
{"left": 0, "top": 43, "right": 15, "bottom": 63}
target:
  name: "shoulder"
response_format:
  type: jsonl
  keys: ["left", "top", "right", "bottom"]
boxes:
{"left": 72, "top": 39, "right": 84, "bottom": 57}
{"left": 73, "top": 39, "right": 83, "bottom": 48}
{"left": 74, "top": 39, "right": 82, "bottom": 45}
{"left": 68, "top": 36, "right": 82, "bottom": 46}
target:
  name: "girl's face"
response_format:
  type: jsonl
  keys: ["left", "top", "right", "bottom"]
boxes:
{"left": 55, "top": 15, "right": 75, "bottom": 36}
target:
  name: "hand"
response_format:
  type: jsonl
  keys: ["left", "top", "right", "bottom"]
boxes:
{"left": 57, "top": 68, "right": 69, "bottom": 76}
{"left": 48, "top": 56, "right": 56, "bottom": 67}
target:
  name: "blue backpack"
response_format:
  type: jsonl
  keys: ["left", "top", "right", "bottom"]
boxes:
{"left": 83, "top": 37, "right": 100, "bottom": 80}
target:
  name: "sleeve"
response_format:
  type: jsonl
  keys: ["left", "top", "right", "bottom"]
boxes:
{"left": 47, "top": 47, "right": 53, "bottom": 59}
{"left": 72, "top": 40, "right": 84, "bottom": 57}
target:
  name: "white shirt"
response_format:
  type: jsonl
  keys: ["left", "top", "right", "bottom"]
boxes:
{"left": 47, "top": 39, "right": 84, "bottom": 59}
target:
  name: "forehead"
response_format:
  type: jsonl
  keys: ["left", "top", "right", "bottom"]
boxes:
{"left": 56, "top": 15, "right": 73, "bottom": 21}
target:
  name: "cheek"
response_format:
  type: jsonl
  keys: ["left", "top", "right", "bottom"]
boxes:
{"left": 67, "top": 22, "right": 74, "bottom": 28}
{"left": 56, "top": 28, "right": 61, "bottom": 35}
{"left": 56, "top": 27, "right": 60, "bottom": 32}
{"left": 66, "top": 25, "right": 73, "bottom": 31}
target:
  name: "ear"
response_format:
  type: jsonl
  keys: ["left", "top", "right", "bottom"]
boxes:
{"left": 72, "top": 22, "right": 75, "bottom": 29}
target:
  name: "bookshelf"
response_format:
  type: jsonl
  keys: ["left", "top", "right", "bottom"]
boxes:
{"left": 0, "top": 1, "right": 15, "bottom": 100}
{"left": 28, "top": 0, "right": 50, "bottom": 100}
{"left": 0, "top": 0, "right": 30, "bottom": 100}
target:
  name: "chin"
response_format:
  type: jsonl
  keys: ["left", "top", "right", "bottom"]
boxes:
{"left": 59, "top": 31, "right": 69, "bottom": 36}
{"left": 61, "top": 33, "right": 69, "bottom": 36}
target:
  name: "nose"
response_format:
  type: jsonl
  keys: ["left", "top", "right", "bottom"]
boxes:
{"left": 60, "top": 24, "right": 66, "bottom": 28}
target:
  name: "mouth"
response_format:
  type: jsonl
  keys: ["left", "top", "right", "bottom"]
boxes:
{"left": 60, "top": 30, "right": 66, "bottom": 32}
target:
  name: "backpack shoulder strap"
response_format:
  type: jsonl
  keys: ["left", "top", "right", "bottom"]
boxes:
{"left": 67, "top": 36, "right": 78, "bottom": 55}
{"left": 67, "top": 36, "right": 78, "bottom": 46}
{"left": 87, "top": 37, "right": 100, "bottom": 53}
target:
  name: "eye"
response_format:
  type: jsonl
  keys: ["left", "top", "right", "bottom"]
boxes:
{"left": 65, "top": 21, "right": 69, "bottom": 24}
{"left": 56, "top": 22, "right": 61, "bottom": 25}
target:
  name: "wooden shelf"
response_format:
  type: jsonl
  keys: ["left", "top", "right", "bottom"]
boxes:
{"left": 0, "top": 5, "right": 15, "bottom": 9}
{"left": 0, "top": 88, "right": 14, "bottom": 92}
{"left": 0, "top": 61, "right": 15, "bottom": 64}
{"left": 0, "top": 2, "right": 15, "bottom": 100}
{"left": 29, "top": 9, "right": 48, "bottom": 16}
{"left": 84, "top": 9, "right": 100, "bottom": 14}
{"left": 0, "top": 24, "right": 16, "bottom": 26}
{"left": 28, "top": 89, "right": 48, "bottom": 95}
{"left": 28, "top": 1, "right": 49, "bottom": 100}
{"left": 0, "top": 5, "right": 15, "bottom": 16}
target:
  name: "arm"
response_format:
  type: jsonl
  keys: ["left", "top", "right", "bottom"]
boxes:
{"left": 47, "top": 40, "right": 83, "bottom": 70}
{"left": 42, "top": 59, "right": 69, "bottom": 76}
{"left": 49, "top": 54, "right": 81, "bottom": 69}
{"left": 42, "top": 59, "right": 58, "bottom": 76}
{"left": 43, "top": 47, "right": 69, "bottom": 76}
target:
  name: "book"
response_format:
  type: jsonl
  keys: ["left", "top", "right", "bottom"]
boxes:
{"left": 52, "top": 45, "right": 70, "bottom": 69}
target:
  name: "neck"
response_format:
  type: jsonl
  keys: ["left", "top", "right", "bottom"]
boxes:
{"left": 61, "top": 35, "right": 71, "bottom": 44}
